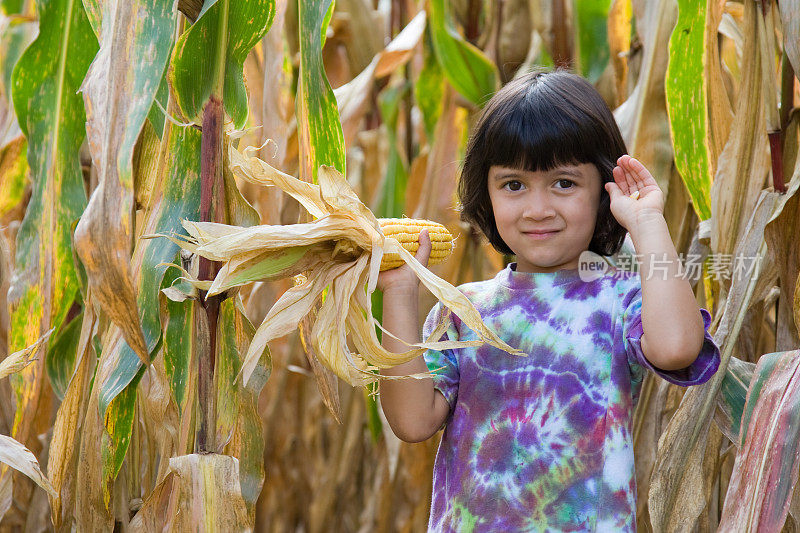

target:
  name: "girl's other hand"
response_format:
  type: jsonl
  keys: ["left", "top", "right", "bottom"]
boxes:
{"left": 377, "top": 229, "right": 432, "bottom": 293}
{"left": 605, "top": 155, "right": 665, "bottom": 232}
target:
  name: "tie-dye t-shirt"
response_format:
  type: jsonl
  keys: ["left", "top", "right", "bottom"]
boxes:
{"left": 421, "top": 263, "right": 720, "bottom": 532}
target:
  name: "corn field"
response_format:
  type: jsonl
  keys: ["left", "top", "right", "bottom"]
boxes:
{"left": 0, "top": 0, "right": 798, "bottom": 530}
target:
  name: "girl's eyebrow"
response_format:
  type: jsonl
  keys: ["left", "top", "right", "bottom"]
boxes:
{"left": 491, "top": 170, "right": 523, "bottom": 181}
{"left": 491, "top": 168, "right": 585, "bottom": 180}
{"left": 550, "top": 168, "right": 584, "bottom": 179}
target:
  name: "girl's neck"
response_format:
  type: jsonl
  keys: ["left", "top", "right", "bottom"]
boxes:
{"left": 499, "top": 262, "right": 584, "bottom": 290}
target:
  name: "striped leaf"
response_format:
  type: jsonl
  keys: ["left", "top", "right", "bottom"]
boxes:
{"left": 427, "top": 0, "right": 498, "bottom": 107}
{"left": 665, "top": 0, "right": 713, "bottom": 220}
{"left": 297, "top": 0, "right": 346, "bottom": 182}
{"left": 715, "top": 356, "right": 755, "bottom": 444}
{"left": 73, "top": 0, "right": 178, "bottom": 367}
{"left": 170, "top": 0, "right": 276, "bottom": 129}
{"left": 719, "top": 350, "right": 800, "bottom": 531}
{"left": 7, "top": 0, "right": 97, "bottom": 447}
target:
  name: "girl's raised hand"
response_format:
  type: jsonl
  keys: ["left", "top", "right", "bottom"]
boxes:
{"left": 376, "top": 229, "right": 432, "bottom": 293}
{"left": 605, "top": 155, "right": 665, "bottom": 232}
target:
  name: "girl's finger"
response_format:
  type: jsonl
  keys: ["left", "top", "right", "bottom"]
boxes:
{"left": 612, "top": 166, "right": 630, "bottom": 195}
{"left": 605, "top": 180, "right": 624, "bottom": 199}
{"left": 625, "top": 156, "right": 655, "bottom": 186}
{"left": 620, "top": 160, "right": 638, "bottom": 195}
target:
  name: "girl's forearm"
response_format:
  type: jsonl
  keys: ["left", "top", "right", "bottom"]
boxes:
{"left": 378, "top": 286, "right": 445, "bottom": 442}
{"left": 628, "top": 212, "right": 705, "bottom": 370}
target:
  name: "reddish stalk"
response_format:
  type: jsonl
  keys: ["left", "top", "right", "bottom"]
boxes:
{"left": 197, "top": 95, "right": 225, "bottom": 453}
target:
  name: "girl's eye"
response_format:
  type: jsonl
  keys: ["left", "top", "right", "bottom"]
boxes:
{"left": 556, "top": 179, "right": 575, "bottom": 189}
{"left": 503, "top": 180, "right": 523, "bottom": 191}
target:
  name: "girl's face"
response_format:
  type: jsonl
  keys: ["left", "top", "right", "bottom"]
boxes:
{"left": 488, "top": 163, "right": 602, "bottom": 273}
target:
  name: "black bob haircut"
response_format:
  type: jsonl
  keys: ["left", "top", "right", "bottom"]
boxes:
{"left": 458, "top": 69, "right": 628, "bottom": 257}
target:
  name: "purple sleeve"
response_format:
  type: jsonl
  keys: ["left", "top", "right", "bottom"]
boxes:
{"left": 623, "top": 289, "right": 720, "bottom": 386}
{"left": 421, "top": 302, "right": 460, "bottom": 410}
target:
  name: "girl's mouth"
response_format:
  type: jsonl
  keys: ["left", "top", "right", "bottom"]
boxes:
{"left": 524, "top": 231, "right": 559, "bottom": 240}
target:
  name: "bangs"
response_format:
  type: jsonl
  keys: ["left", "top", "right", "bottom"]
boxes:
{"left": 481, "top": 92, "right": 607, "bottom": 174}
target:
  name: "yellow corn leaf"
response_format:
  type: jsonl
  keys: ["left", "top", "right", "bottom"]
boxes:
{"left": 240, "top": 260, "right": 352, "bottom": 385}
{"left": 298, "top": 308, "right": 342, "bottom": 423}
{"left": 383, "top": 238, "right": 525, "bottom": 357}
{"left": 184, "top": 214, "right": 371, "bottom": 262}
{"left": 311, "top": 255, "right": 373, "bottom": 385}
{"left": 230, "top": 144, "right": 328, "bottom": 219}
{"left": 648, "top": 171, "right": 800, "bottom": 532}
{"left": 173, "top": 143, "right": 524, "bottom": 388}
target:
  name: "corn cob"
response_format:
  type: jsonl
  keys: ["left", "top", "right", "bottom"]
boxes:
{"left": 378, "top": 218, "right": 453, "bottom": 271}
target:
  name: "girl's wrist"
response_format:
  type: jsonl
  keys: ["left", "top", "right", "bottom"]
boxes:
{"left": 629, "top": 209, "right": 667, "bottom": 241}
{"left": 382, "top": 283, "right": 420, "bottom": 298}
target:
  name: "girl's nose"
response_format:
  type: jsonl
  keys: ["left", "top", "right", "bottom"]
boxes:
{"left": 522, "top": 193, "right": 557, "bottom": 220}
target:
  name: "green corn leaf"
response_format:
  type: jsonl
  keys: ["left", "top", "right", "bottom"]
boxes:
{"left": 665, "top": 0, "right": 713, "bottom": 220}
{"left": 146, "top": 68, "right": 170, "bottom": 138}
{"left": 0, "top": 12, "right": 36, "bottom": 104}
{"left": 160, "top": 269, "right": 199, "bottom": 417}
{"left": 74, "top": 0, "right": 178, "bottom": 369}
{"left": 169, "top": 0, "right": 276, "bottom": 129}
{"left": 45, "top": 310, "right": 82, "bottom": 400}
{"left": 297, "top": 0, "right": 346, "bottom": 183}
{"left": 427, "top": 0, "right": 498, "bottom": 107}
{"left": 216, "top": 296, "right": 270, "bottom": 518}
{"left": 415, "top": 31, "right": 445, "bottom": 142}
{"left": 223, "top": 137, "right": 260, "bottom": 227}
{"left": 1, "top": 0, "right": 24, "bottom": 13}
{"left": 98, "top": 124, "right": 201, "bottom": 418}
{"left": 8, "top": 0, "right": 97, "bottom": 445}
{"left": 100, "top": 364, "right": 143, "bottom": 486}
{"left": 573, "top": 0, "right": 612, "bottom": 83}
{"left": 80, "top": 0, "right": 101, "bottom": 38}
{"left": 376, "top": 81, "right": 409, "bottom": 220}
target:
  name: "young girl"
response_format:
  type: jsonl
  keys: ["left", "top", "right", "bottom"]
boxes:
{"left": 377, "top": 70, "right": 720, "bottom": 532}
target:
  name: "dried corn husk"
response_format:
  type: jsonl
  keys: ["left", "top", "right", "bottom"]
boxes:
{"left": 152, "top": 144, "right": 524, "bottom": 387}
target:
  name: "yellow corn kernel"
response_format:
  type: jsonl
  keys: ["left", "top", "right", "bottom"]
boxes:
{"left": 378, "top": 218, "right": 453, "bottom": 271}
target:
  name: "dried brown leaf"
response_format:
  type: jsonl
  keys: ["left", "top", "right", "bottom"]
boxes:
{"left": 299, "top": 308, "right": 342, "bottom": 422}
{"left": 711, "top": 1, "right": 770, "bottom": 260}
{"left": 47, "top": 307, "right": 97, "bottom": 531}
{"left": 613, "top": 0, "right": 677, "bottom": 194}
